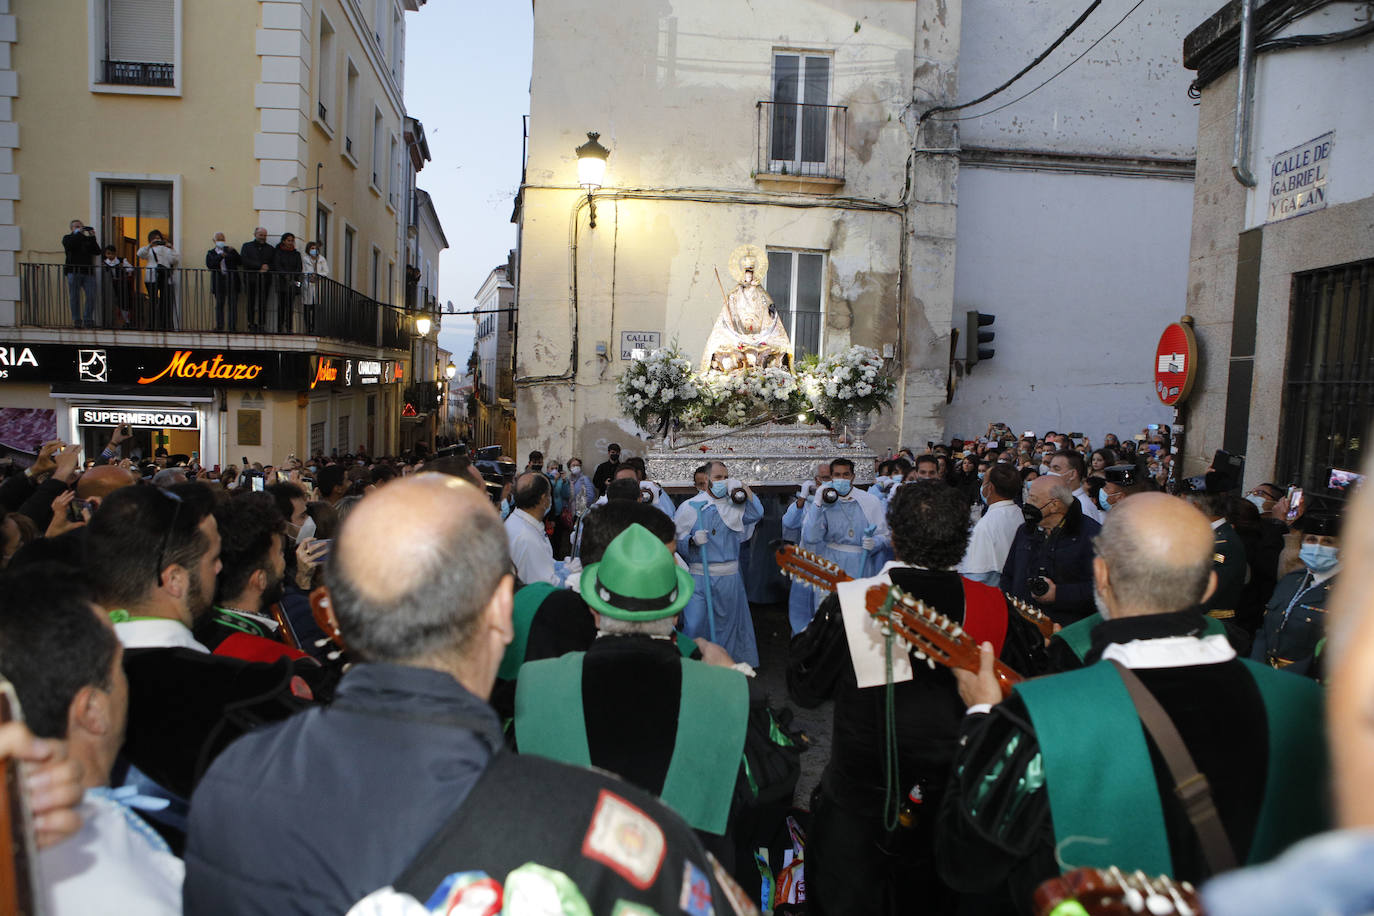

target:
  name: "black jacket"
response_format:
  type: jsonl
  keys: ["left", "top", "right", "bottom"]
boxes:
{"left": 1001, "top": 500, "right": 1102, "bottom": 625}
{"left": 239, "top": 238, "right": 276, "bottom": 272}
{"left": 63, "top": 230, "right": 101, "bottom": 273}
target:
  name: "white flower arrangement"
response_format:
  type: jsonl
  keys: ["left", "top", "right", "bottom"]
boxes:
{"left": 615, "top": 343, "right": 699, "bottom": 430}
{"left": 799, "top": 345, "right": 895, "bottom": 419}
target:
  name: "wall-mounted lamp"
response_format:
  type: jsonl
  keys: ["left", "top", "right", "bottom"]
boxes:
{"left": 575, "top": 130, "right": 610, "bottom": 229}
{"left": 445, "top": 360, "right": 457, "bottom": 380}
{"left": 414, "top": 315, "right": 432, "bottom": 337}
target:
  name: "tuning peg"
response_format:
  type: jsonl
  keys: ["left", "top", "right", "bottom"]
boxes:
{"left": 314, "top": 637, "right": 332, "bottom": 648}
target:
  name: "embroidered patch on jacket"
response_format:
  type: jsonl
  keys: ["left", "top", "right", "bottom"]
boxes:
{"left": 581, "top": 790, "right": 666, "bottom": 890}
{"left": 503, "top": 862, "right": 592, "bottom": 916}
{"left": 678, "top": 860, "right": 714, "bottom": 916}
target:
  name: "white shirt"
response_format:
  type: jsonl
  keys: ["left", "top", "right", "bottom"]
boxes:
{"left": 114, "top": 618, "right": 208, "bottom": 653}
{"left": 505, "top": 507, "right": 559, "bottom": 586}
{"left": 958, "top": 499, "right": 1024, "bottom": 581}
{"left": 1075, "top": 485, "right": 1105, "bottom": 524}
{"left": 41, "top": 790, "right": 184, "bottom": 915}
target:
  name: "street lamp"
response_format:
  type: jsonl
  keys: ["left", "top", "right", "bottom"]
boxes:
{"left": 575, "top": 130, "right": 610, "bottom": 229}
{"left": 445, "top": 360, "right": 457, "bottom": 380}
{"left": 414, "top": 315, "right": 432, "bottom": 337}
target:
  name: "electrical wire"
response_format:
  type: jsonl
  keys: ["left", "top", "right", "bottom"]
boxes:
{"left": 927, "top": 0, "right": 1148, "bottom": 123}
{"left": 919, "top": 0, "right": 1104, "bottom": 122}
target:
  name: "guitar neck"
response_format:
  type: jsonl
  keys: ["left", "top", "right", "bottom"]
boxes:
{"left": 775, "top": 545, "right": 851, "bottom": 592}
{"left": 1006, "top": 593, "right": 1057, "bottom": 640}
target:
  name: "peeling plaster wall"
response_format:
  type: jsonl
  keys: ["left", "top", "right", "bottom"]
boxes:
{"left": 520, "top": 0, "right": 917, "bottom": 461}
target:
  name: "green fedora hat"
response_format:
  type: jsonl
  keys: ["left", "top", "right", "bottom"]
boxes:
{"left": 580, "top": 524, "right": 694, "bottom": 621}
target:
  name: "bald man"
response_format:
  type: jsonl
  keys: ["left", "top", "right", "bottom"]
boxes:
{"left": 75, "top": 465, "right": 137, "bottom": 501}
{"left": 937, "top": 494, "right": 1327, "bottom": 907}
{"left": 185, "top": 475, "right": 731, "bottom": 915}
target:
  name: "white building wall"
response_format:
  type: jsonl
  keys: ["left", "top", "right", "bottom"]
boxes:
{"left": 944, "top": 166, "right": 1194, "bottom": 441}
{"left": 1242, "top": 2, "right": 1374, "bottom": 229}
{"left": 955, "top": 0, "right": 1204, "bottom": 157}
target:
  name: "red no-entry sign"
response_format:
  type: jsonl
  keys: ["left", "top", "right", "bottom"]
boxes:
{"left": 1154, "top": 322, "right": 1198, "bottom": 407}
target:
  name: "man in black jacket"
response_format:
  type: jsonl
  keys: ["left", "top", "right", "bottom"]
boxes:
{"left": 185, "top": 474, "right": 738, "bottom": 915}
{"left": 791, "top": 481, "right": 1047, "bottom": 915}
{"left": 63, "top": 219, "right": 101, "bottom": 327}
{"left": 272, "top": 232, "right": 303, "bottom": 333}
{"left": 239, "top": 227, "right": 275, "bottom": 332}
{"left": 593, "top": 442, "right": 622, "bottom": 496}
{"left": 205, "top": 233, "right": 241, "bottom": 331}
{"left": 1002, "top": 475, "right": 1102, "bottom": 626}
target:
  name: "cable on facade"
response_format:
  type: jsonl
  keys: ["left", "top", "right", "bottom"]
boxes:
{"left": 918, "top": 0, "right": 1105, "bottom": 123}
{"left": 927, "top": 0, "right": 1147, "bottom": 123}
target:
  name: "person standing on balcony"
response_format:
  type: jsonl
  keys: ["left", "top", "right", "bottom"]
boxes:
{"left": 273, "top": 233, "right": 303, "bottom": 334}
{"left": 100, "top": 245, "right": 135, "bottom": 329}
{"left": 240, "top": 227, "right": 275, "bottom": 333}
{"left": 137, "top": 230, "right": 180, "bottom": 331}
{"left": 206, "top": 233, "right": 241, "bottom": 332}
{"left": 301, "top": 241, "right": 329, "bottom": 335}
{"left": 63, "top": 219, "right": 101, "bottom": 328}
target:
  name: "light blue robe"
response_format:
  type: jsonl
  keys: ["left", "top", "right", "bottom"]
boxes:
{"left": 676, "top": 495, "right": 764, "bottom": 667}
{"left": 782, "top": 498, "right": 824, "bottom": 634}
{"left": 802, "top": 496, "right": 891, "bottom": 585}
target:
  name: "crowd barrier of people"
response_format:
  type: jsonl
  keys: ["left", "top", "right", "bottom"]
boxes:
{"left": 0, "top": 418, "right": 1362, "bottom": 916}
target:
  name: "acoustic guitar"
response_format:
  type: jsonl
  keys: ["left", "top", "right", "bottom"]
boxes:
{"left": 1, "top": 678, "right": 42, "bottom": 916}
{"left": 1004, "top": 592, "right": 1058, "bottom": 641}
{"left": 1032, "top": 866, "right": 1202, "bottom": 916}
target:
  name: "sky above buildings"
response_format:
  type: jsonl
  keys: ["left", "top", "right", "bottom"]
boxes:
{"left": 404, "top": 3, "right": 533, "bottom": 367}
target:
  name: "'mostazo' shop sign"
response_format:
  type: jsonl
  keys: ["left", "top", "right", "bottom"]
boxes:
{"left": 1267, "top": 132, "right": 1333, "bottom": 223}
{"left": 77, "top": 406, "right": 200, "bottom": 430}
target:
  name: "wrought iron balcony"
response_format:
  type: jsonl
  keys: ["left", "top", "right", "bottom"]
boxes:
{"left": 755, "top": 100, "right": 847, "bottom": 182}
{"left": 100, "top": 60, "right": 175, "bottom": 87}
{"left": 19, "top": 263, "right": 411, "bottom": 351}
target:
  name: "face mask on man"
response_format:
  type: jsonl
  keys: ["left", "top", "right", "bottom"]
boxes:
{"left": 569, "top": 464, "right": 582, "bottom": 477}
{"left": 1299, "top": 543, "right": 1339, "bottom": 573}
{"left": 831, "top": 479, "right": 852, "bottom": 497}
{"left": 1244, "top": 494, "right": 1269, "bottom": 512}
{"left": 1098, "top": 489, "right": 1112, "bottom": 512}
{"left": 1022, "top": 502, "right": 1045, "bottom": 526}
{"left": 307, "top": 247, "right": 318, "bottom": 256}
{"left": 709, "top": 481, "right": 729, "bottom": 500}
{"left": 215, "top": 240, "right": 226, "bottom": 249}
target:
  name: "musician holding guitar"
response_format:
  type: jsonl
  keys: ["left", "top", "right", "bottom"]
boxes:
{"left": 786, "top": 481, "right": 1049, "bottom": 914}
{"left": 937, "top": 493, "right": 1328, "bottom": 912}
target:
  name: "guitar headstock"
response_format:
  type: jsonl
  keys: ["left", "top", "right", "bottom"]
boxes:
{"left": 1004, "top": 592, "right": 1058, "bottom": 640}
{"left": 864, "top": 584, "right": 1022, "bottom": 696}
{"left": 776, "top": 544, "right": 850, "bottom": 592}
{"left": 1033, "top": 867, "right": 1200, "bottom": 916}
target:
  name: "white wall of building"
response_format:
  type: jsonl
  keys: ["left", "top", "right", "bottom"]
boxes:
{"left": 1243, "top": 3, "right": 1374, "bottom": 229}
{"left": 944, "top": 165, "right": 1194, "bottom": 441}
{"left": 956, "top": 0, "right": 1204, "bottom": 157}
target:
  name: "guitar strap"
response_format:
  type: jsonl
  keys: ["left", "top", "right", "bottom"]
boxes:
{"left": 959, "top": 577, "right": 1008, "bottom": 657}
{"left": 1107, "top": 660, "right": 1238, "bottom": 876}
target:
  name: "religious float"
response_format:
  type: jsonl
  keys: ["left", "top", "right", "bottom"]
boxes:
{"left": 617, "top": 246, "right": 893, "bottom": 488}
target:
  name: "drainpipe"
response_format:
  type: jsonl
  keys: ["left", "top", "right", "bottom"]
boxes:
{"left": 1232, "top": 0, "right": 1259, "bottom": 187}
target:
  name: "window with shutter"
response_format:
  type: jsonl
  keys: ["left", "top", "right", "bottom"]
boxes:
{"left": 103, "top": 0, "right": 175, "bottom": 86}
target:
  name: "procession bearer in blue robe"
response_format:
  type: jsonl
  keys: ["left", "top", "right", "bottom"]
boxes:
{"left": 783, "top": 462, "right": 829, "bottom": 634}
{"left": 674, "top": 460, "right": 763, "bottom": 667}
{"left": 802, "top": 457, "right": 890, "bottom": 582}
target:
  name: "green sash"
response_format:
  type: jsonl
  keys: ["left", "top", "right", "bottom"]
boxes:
{"left": 1055, "top": 613, "right": 1225, "bottom": 662}
{"left": 1016, "top": 658, "right": 1326, "bottom": 876}
{"left": 499, "top": 583, "right": 558, "bottom": 681}
{"left": 515, "top": 651, "right": 750, "bottom": 835}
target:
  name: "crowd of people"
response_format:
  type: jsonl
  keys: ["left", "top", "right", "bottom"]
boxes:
{"left": 61, "top": 219, "right": 332, "bottom": 332}
{"left": 0, "top": 417, "right": 1362, "bottom": 915}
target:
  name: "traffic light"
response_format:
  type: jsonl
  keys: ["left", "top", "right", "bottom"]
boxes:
{"left": 966, "top": 310, "right": 996, "bottom": 368}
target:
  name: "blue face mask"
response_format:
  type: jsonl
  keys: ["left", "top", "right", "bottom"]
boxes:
{"left": 1299, "top": 543, "right": 1339, "bottom": 573}
{"left": 710, "top": 481, "right": 728, "bottom": 499}
{"left": 831, "top": 479, "right": 852, "bottom": 497}
{"left": 1098, "top": 489, "right": 1112, "bottom": 512}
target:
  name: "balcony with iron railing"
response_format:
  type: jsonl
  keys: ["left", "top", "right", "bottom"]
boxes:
{"left": 100, "top": 60, "right": 175, "bottom": 87}
{"left": 755, "top": 100, "right": 847, "bottom": 189}
{"left": 19, "top": 263, "right": 412, "bottom": 351}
